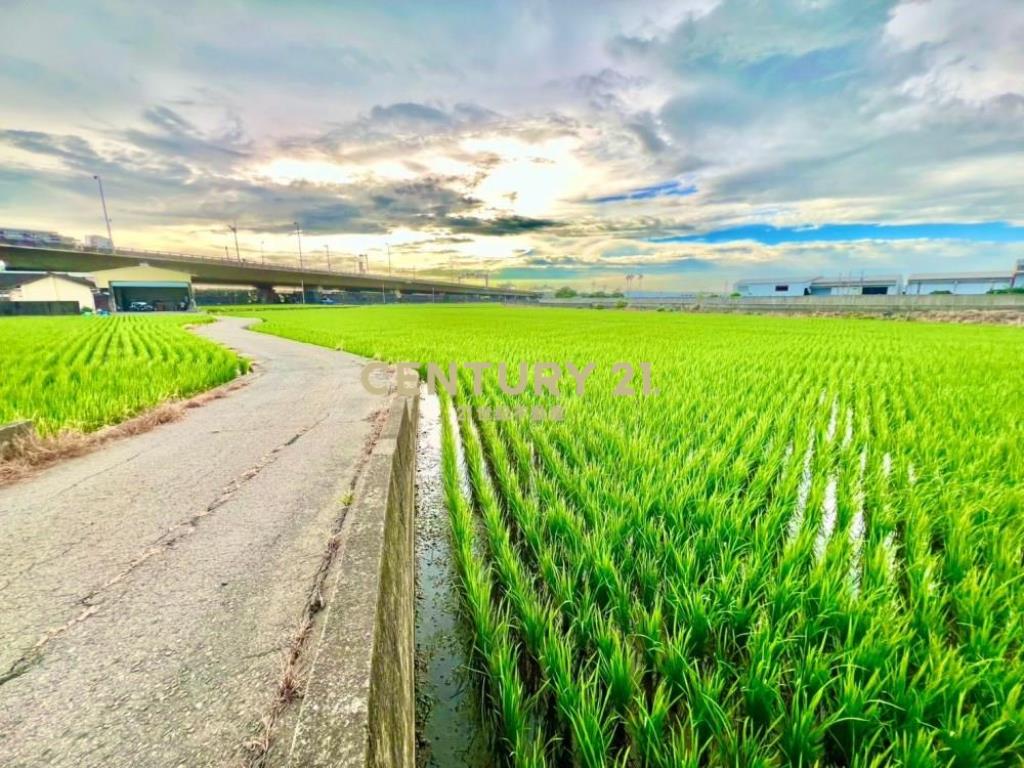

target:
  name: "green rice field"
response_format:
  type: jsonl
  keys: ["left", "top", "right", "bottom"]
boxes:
{"left": 0, "top": 315, "right": 247, "bottom": 436}
{"left": 225, "top": 304, "right": 1024, "bottom": 767}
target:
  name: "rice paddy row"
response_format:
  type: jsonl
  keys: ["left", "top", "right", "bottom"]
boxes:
{"left": 0, "top": 315, "right": 247, "bottom": 436}
{"left": 198, "top": 306, "right": 1024, "bottom": 764}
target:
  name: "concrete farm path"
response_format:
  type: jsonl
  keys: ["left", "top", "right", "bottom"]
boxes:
{"left": 0, "top": 316, "right": 390, "bottom": 768}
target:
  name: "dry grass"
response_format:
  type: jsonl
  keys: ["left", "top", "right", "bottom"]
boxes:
{"left": 0, "top": 375, "right": 251, "bottom": 487}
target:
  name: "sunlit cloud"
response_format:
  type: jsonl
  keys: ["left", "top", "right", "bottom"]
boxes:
{"left": 1, "top": 0, "right": 1022, "bottom": 288}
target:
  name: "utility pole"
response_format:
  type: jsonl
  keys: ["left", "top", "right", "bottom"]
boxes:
{"left": 260, "top": 240, "right": 265, "bottom": 265}
{"left": 92, "top": 175, "right": 115, "bottom": 251}
{"left": 294, "top": 221, "right": 305, "bottom": 305}
{"left": 386, "top": 241, "right": 392, "bottom": 275}
{"left": 228, "top": 224, "right": 241, "bottom": 262}
{"left": 323, "top": 244, "right": 332, "bottom": 271}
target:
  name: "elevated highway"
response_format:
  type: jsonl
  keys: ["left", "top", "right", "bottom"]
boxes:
{"left": 0, "top": 244, "right": 536, "bottom": 299}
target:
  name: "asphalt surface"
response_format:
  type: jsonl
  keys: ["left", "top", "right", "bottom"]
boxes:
{"left": 0, "top": 316, "right": 390, "bottom": 768}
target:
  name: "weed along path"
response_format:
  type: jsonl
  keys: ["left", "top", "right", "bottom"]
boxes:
{"left": 0, "top": 317, "right": 392, "bottom": 768}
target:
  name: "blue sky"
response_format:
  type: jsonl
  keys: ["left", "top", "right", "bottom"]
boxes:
{"left": 1, "top": 0, "right": 1022, "bottom": 288}
{"left": 654, "top": 222, "right": 1024, "bottom": 245}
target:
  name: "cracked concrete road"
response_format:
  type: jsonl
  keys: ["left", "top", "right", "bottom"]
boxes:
{"left": 0, "top": 316, "right": 390, "bottom": 768}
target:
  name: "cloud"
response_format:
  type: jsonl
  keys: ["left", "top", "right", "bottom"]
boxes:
{"left": 121, "top": 106, "right": 251, "bottom": 166}
{"left": 1, "top": 0, "right": 1022, "bottom": 287}
{"left": 438, "top": 215, "right": 560, "bottom": 236}
{"left": 368, "top": 102, "right": 452, "bottom": 128}
{"left": 0, "top": 123, "right": 477, "bottom": 235}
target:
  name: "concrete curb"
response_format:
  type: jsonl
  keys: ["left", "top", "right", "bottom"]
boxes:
{"left": 287, "top": 393, "right": 418, "bottom": 767}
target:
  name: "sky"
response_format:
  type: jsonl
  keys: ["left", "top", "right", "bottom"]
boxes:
{"left": 1, "top": 0, "right": 1023, "bottom": 290}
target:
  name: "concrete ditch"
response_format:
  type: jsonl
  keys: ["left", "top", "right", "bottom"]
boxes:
{"left": 286, "top": 393, "right": 419, "bottom": 768}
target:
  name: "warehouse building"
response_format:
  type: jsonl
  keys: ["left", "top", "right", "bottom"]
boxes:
{"left": 0, "top": 271, "right": 96, "bottom": 311}
{"left": 808, "top": 275, "right": 902, "bottom": 296}
{"left": 735, "top": 275, "right": 902, "bottom": 297}
{"left": 906, "top": 270, "right": 1017, "bottom": 295}
{"left": 90, "top": 265, "right": 194, "bottom": 311}
{"left": 733, "top": 277, "right": 817, "bottom": 297}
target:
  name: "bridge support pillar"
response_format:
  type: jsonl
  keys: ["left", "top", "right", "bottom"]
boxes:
{"left": 255, "top": 284, "right": 279, "bottom": 304}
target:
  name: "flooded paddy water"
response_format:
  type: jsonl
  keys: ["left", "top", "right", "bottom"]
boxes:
{"left": 414, "top": 387, "right": 494, "bottom": 768}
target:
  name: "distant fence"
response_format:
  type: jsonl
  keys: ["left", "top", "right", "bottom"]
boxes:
{"left": 0, "top": 300, "right": 80, "bottom": 316}
{"left": 542, "top": 294, "right": 1024, "bottom": 313}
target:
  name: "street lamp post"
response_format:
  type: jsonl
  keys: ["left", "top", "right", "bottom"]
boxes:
{"left": 294, "top": 222, "right": 305, "bottom": 305}
{"left": 260, "top": 240, "right": 265, "bottom": 265}
{"left": 92, "top": 175, "right": 115, "bottom": 251}
{"left": 228, "top": 224, "right": 241, "bottom": 262}
{"left": 323, "top": 244, "right": 332, "bottom": 271}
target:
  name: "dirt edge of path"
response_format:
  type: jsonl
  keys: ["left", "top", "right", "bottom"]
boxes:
{"left": 0, "top": 372, "right": 256, "bottom": 488}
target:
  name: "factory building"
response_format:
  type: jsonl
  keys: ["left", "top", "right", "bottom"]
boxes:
{"left": 737, "top": 262, "right": 1023, "bottom": 297}
{"left": 906, "top": 270, "right": 1018, "bottom": 295}
{"left": 808, "top": 275, "right": 903, "bottom": 296}
{"left": 733, "top": 277, "right": 817, "bottom": 297}
{"left": 735, "top": 275, "right": 902, "bottom": 297}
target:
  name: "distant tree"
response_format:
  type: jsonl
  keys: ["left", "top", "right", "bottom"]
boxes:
{"left": 554, "top": 286, "right": 578, "bottom": 298}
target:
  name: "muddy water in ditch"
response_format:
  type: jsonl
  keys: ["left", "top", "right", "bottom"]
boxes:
{"left": 414, "top": 388, "right": 493, "bottom": 767}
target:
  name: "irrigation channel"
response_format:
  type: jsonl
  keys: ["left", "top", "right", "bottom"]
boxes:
{"left": 414, "top": 386, "right": 494, "bottom": 767}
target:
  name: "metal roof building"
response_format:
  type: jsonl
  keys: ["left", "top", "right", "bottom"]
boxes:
{"left": 808, "top": 275, "right": 903, "bottom": 296}
{"left": 733, "top": 277, "right": 818, "bottom": 297}
{"left": 735, "top": 275, "right": 902, "bottom": 297}
{"left": 905, "top": 271, "right": 1016, "bottom": 295}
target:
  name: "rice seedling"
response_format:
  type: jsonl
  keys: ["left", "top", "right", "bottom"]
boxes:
{"left": 0, "top": 314, "right": 246, "bottom": 435}
{"left": 227, "top": 304, "right": 1024, "bottom": 766}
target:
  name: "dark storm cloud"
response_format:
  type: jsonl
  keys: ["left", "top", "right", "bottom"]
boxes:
{"left": 438, "top": 215, "right": 561, "bottom": 236}
{"left": 0, "top": 123, "right": 491, "bottom": 235}
{"left": 523, "top": 255, "right": 589, "bottom": 267}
